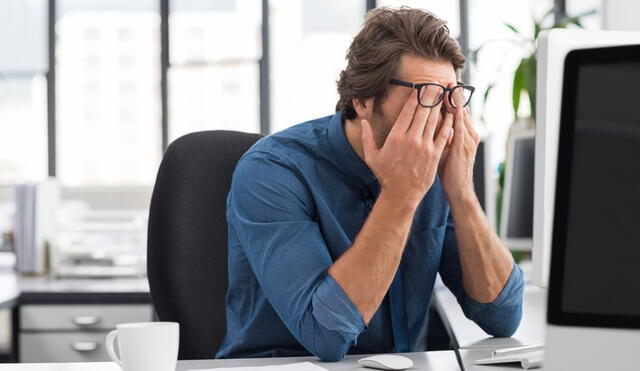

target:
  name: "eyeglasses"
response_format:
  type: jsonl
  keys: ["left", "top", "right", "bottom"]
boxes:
{"left": 389, "top": 78, "right": 475, "bottom": 109}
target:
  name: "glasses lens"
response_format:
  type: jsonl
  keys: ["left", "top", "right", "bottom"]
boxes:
{"left": 418, "top": 84, "right": 445, "bottom": 107}
{"left": 450, "top": 86, "right": 472, "bottom": 108}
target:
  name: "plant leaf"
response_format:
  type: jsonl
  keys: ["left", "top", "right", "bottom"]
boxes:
{"left": 483, "top": 83, "right": 496, "bottom": 105}
{"left": 512, "top": 59, "right": 526, "bottom": 120}
{"left": 534, "top": 21, "right": 542, "bottom": 39}
{"left": 526, "top": 55, "right": 537, "bottom": 121}
{"left": 553, "top": 12, "right": 592, "bottom": 29}
{"left": 563, "top": 16, "right": 582, "bottom": 28}
{"left": 504, "top": 23, "right": 520, "bottom": 34}
{"left": 540, "top": 7, "right": 556, "bottom": 23}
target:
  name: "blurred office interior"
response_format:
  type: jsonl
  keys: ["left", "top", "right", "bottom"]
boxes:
{"left": 0, "top": 0, "right": 637, "bottom": 364}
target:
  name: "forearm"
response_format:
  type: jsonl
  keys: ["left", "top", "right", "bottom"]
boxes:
{"left": 328, "top": 190, "right": 418, "bottom": 324}
{"left": 448, "top": 192, "right": 514, "bottom": 303}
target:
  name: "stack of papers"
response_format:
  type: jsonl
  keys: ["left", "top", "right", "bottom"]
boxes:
{"left": 14, "top": 183, "right": 37, "bottom": 273}
{"left": 14, "top": 180, "right": 60, "bottom": 274}
{"left": 187, "top": 362, "right": 328, "bottom": 371}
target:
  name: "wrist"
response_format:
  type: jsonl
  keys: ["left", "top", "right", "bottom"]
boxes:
{"left": 378, "top": 187, "right": 422, "bottom": 212}
{"left": 446, "top": 188, "right": 478, "bottom": 210}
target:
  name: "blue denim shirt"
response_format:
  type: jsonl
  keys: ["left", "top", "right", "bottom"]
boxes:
{"left": 216, "top": 112, "right": 524, "bottom": 361}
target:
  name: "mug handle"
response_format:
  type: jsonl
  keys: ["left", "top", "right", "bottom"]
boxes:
{"left": 106, "top": 330, "right": 123, "bottom": 369}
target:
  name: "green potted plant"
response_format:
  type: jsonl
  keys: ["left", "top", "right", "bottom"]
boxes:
{"left": 472, "top": 7, "right": 595, "bottom": 256}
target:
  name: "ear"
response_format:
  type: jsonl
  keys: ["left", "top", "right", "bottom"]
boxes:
{"left": 352, "top": 97, "right": 375, "bottom": 120}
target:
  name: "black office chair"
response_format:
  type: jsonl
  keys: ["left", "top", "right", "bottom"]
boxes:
{"left": 147, "top": 130, "right": 263, "bottom": 360}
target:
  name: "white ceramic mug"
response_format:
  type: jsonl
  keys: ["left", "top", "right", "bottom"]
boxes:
{"left": 106, "top": 322, "right": 179, "bottom": 371}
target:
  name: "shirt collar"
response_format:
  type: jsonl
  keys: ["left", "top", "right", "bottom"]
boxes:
{"left": 327, "top": 112, "right": 380, "bottom": 198}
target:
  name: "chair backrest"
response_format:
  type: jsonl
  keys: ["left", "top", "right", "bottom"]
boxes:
{"left": 147, "top": 130, "right": 262, "bottom": 359}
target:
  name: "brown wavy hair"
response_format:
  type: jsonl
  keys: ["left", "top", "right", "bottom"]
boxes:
{"left": 336, "top": 7, "right": 465, "bottom": 120}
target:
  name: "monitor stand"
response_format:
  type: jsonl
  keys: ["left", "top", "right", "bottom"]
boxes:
{"left": 545, "top": 324, "right": 640, "bottom": 371}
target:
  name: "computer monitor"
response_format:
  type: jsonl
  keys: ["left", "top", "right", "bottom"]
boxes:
{"left": 544, "top": 43, "right": 640, "bottom": 371}
{"left": 500, "top": 129, "right": 534, "bottom": 251}
{"left": 532, "top": 29, "right": 640, "bottom": 288}
{"left": 473, "top": 136, "right": 496, "bottom": 228}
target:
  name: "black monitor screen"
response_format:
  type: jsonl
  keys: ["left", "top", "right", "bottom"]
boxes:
{"left": 549, "top": 45, "right": 640, "bottom": 327}
{"left": 506, "top": 136, "right": 535, "bottom": 239}
{"left": 474, "top": 141, "right": 486, "bottom": 212}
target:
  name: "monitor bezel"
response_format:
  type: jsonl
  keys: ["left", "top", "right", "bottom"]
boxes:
{"left": 499, "top": 128, "right": 535, "bottom": 251}
{"left": 547, "top": 44, "right": 640, "bottom": 328}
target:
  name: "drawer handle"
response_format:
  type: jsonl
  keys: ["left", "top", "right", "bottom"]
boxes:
{"left": 72, "top": 315, "right": 101, "bottom": 326}
{"left": 71, "top": 341, "right": 99, "bottom": 352}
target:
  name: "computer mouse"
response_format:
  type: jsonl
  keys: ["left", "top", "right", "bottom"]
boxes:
{"left": 358, "top": 354, "right": 414, "bottom": 370}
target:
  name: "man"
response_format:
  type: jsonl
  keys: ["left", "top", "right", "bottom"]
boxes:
{"left": 216, "top": 7, "right": 523, "bottom": 361}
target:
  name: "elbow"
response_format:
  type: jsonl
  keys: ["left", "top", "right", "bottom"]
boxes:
{"left": 315, "top": 348, "right": 347, "bottom": 362}
{"left": 303, "top": 320, "right": 354, "bottom": 362}
{"left": 485, "top": 307, "right": 523, "bottom": 338}
{"left": 308, "top": 327, "right": 353, "bottom": 362}
{"left": 488, "top": 322, "right": 519, "bottom": 338}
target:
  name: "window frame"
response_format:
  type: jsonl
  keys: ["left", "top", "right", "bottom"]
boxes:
{"left": 42, "top": 0, "right": 562, "bottom": 180}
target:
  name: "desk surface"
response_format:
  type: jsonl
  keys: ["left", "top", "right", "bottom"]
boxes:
{"left": 0, "top": 273, "right": 19, "bottom": 309}
{"left": 434, "top": 283, "right": 547, "bottom": 349}
{"left": 0, "top": 272, "right": 150, "bottom": 306}
{"left": 1, "top": 269, "right": 545, "bottom": 370}
{"left": 0, "top": 351, "right": 460, "bottom": 370}
{"left": 17, "top": 276, "right": 149, "bottom": 293}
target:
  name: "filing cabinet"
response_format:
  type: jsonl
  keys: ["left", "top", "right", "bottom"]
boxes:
{"left": 18, "top": 304, "right": 153, "bottom": 363}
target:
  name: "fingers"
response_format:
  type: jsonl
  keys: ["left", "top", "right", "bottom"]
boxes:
{"left": 409, "top": 85, "right": 443, "bottom": 139}
{"left": 463, "top": 107, "right": 480, "bottom": 142}
{"left": 389, "top": 89, "right": 419, "bottom": 136}
{"left": 407, "top": 86, "right": 431, "bottom": 138}
{"left": 361, "top": 119, "right": 378, "bottom": 158}
{"left": 423, "top": 103, "right": 442, "bottom": 142}
{"left": 451, "top": 105, "right": 466, "bottom": 149}
{"left": 435, "top": 112, "right": 454, "bottom": 151}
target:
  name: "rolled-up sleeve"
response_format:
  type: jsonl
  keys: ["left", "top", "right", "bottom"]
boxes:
{"left": 228, "top": 151, "right": 365, "bottom": 361}
{"left": 438, "top": 212, "right": 525, "bottom": 337}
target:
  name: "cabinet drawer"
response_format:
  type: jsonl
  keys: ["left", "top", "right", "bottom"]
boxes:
{"left": 20, "top": 332, "right": 111, "bottom": 363}
{"left": 20, "top": 304, "right": 153, "bottom": 330}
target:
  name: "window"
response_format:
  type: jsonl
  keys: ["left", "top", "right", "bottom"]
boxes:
{"left": 168, "top": 0, "right": 262, "bottom": 141}
{"left": 56, "top": 0, "right": 161, "bottom": 186}
{"left": 5, "top": 0, "right": 604, "bottom": 189}
{"left": 468, "top": 0, "right": 553, "bottom": 168}
{"left": 0, "top": 0, "right": 48, "bottom": 183}
{"left": 0, "top": 77, "right": 48, "bottom": 183}
{"left": 0, "top": 0, "right": 48, "bottom": 73}
{"left": 269, "top": 0, "right": 366, "bottom": 132}
{"left": 567, "top": 0, "right": 602, "bottom": 30}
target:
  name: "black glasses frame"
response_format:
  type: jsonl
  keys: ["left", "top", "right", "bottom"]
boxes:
{"left": 389, "top": 78, "right": 475, "bottom": 108}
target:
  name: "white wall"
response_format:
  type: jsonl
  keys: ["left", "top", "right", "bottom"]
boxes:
{"left": 0, "top": 185, "right": 152, "bottom": 210}
{"left": 603, "top": 0, "right": 640, "bottom": 30}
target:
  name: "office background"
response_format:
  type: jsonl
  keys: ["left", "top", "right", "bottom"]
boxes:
{"left": 0, "top": 0, "right": 602, "bottom": 190}
{"left": 2, "top": 0, "right": 640, "bottom": 366}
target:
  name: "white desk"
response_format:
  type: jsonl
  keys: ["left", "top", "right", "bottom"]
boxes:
{"left": 0, "top": 351, "right": 460, "bottom": 370}
{"left": 1, "top": 272, "right": 546, "bottom": 369}
{"left": 434, "top": 282, "right": 548, "bottom": 369}
{"left": 0, "top": 272, "right": 150, "bottom": 306}
{"left": 434, "top": 283, "right": 547, "bottom": 349}
{"left": 0, "top": 271, "right": 151, "bottom": 363}
{"left": 0, "top": 273, "right": 19, "bottom": 309}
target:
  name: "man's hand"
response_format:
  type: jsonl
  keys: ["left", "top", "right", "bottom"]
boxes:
{"left": 361, "top": 87, "right": 454, "bottom": 207}
{"left": 331, "top": 88, "right": 453, "bottom": 324}
{"left": 440, "top": 84, "right": 480, "bottom": 202}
